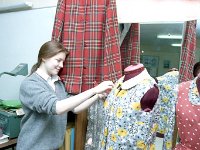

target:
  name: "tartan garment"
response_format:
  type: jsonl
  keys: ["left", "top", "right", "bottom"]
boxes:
{"left": 174, "top": 78, "right": 200, "bottom": 150}
{"left": 99, "top": 69, "right": 160, "bottom": 150}
{"left": 52, "top": 0, "right": 122, "bottom": 94}
{"left": 120, "top": 23, "right": 140, "bottom": 72}
{"left": 179, "top": 20, "right": 197, "bottom": 83}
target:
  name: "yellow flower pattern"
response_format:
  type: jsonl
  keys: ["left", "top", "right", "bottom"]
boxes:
{"left": 162, "top": 97, "right": 169, "bottom": 103}
{"left": 111, "top": 133, "right": 117, "bottom": 142}
{"left": 116, "top": 107, "right": 123, "bottom": 118}
{"left": 137, "top": 122, "right": 145, "bottom": 125}
{"left": 160, "top": 107, "right": 164, "bottom": 112}
{"left": 108, "top": 147, "right": 113, "bottom": 150}
{"left": 101, "top": 141, "right": 105, "bottom": 147}
{"left": 192, "top": 87, "right": 199, "bottom": 96}
{"left": 166, "top": 141, "right": 172, "bottom": 149}
{"left": 104, "top": 128, "right": 108, "bottom": 136}
{"left": 158, "top": 129, "right": 166, "bottom": 134}
{"left": 162, "top": 115, "right": 168, "bottom": 123}
{"left": 104, "top": 100, "right": 109, "bottom": 108}
{"left": 151, "top": 123, "right": 158, "bottom": 133}
{"left": 116, "top": 89, "right": 127, "bottom": 97}
{"left": 136, "top": 140, "right": 146, "bottom": 149}
{"left": 131, "top": 102, "right": 141, "bottom": 111}
{"left": 149, "top": 144, "right": 155, "bottom": 150}
{"left": 164, "top": 85, "right": 171, "bottom": 91}
{"left": 117, "top": 128, "right": 128, "bottom": 137}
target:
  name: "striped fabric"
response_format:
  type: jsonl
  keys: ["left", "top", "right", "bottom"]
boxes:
{"left": 120, "top": 23, "right": 140, "bottom": 72}
{"left": 52, "top": 0, "right": 122, "bottom": 94}
{"left": 179, "top": 20, "right": 197, "bottom": 82}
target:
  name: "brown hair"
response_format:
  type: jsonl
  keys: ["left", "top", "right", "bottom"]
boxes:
{"left": 193, "top": 61, "right": 200, "bottom": 77}
{"left": 30, "top": 41, "right": 69, "bottom": 75}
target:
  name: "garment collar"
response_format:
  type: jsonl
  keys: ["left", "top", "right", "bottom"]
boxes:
{"left": 118, "top": 69, "right": 153, "bottom": 90}
{"left": 36, "top": 68, "right": 60, "bottom": 82}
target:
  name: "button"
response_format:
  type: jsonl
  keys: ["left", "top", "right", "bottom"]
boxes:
{"left": 80, "top": 16, "right": 85, "bottom": 22}
{"left": 84, "top": 42, "right": 88, "bottom": 47}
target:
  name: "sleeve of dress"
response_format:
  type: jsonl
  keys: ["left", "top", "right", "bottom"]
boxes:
{"left": 140, "top": 84, "right": 159, "bottom": 112}
{"left": 52, "top": 0, "right": 65, "bottom": 42}
{"left": 161, "top": 85, "right": 178, "bottom": 150}
{"left": 19, "top": 79, "right": 58, "bottom": 115}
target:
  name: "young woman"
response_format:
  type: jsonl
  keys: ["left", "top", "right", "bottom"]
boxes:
{"left": 16, "top": 41, "right": 114, "bottom": 150}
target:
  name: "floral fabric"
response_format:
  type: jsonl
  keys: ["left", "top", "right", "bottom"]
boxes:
{"left": 99, "top": 70, "right": 160, "bottom": 150}
{"left": 156, "top": 71, "right": 179, "bottom": 150}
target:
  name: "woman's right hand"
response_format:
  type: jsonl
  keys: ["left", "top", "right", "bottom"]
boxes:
{"left": 94, "top": 81, "right": 114, "bottom": 94}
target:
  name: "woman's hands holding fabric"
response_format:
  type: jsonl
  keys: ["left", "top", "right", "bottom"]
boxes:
{"left": 97, "top": 93, "right": 108, "bottom": 100}
{"left": 94, "top": 81, "right": 114, "bottom": 94}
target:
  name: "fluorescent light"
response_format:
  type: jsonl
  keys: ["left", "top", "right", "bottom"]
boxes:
{"left": 0, "top": 2, "right": 33, "bottom": 13}
{"left": 157, "top": 34, "right": 183, "bottom": 39}
{"left": 171, "top": 43, "right": 182, "bottom": 47}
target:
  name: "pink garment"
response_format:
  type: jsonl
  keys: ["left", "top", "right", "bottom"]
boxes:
{"left": 174, "top": 81, "right": 200, "bottom": 150}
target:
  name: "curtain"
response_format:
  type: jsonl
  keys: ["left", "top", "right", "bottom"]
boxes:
{"left": 120, "top": 23, "right": 140, "bottom": 72}
{"left": 179, "top": 20, "right": 197, "bottom": 82}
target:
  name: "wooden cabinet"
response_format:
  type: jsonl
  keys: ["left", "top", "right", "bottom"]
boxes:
{"left": 74, "top": 111, "right": 87, "bottom": 150}
{"left": 68, "top": 111, "right": 88, "bottom": 150}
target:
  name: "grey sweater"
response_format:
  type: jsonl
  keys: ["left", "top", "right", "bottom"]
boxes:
{"left": 16, "top": 73, "right": 68, "bottom": 150}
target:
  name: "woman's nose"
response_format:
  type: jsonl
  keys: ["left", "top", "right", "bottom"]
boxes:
{"left": 59, "top": 62, "right": 63, "bottom": 68}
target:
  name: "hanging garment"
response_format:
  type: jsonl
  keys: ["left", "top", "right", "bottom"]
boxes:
{"left": 156, "top": 71, "right": 179, "bottom": 150}
{"left": 52, "top": 0, "right": 122, "bottom": 94}
{"left": 120, "top": 23, "right": 140, "bottom": 71}
{"left": 99, "top": 69, "right": 160, "bottom": 150}
{"left": 174, "top": 77, "right": 200, "bottom": 150}
{"left": 119, "top": 23, "right": 131, "bottom": 45}
{"left": 179, "top": 20, "right": 197, "bottom": 82}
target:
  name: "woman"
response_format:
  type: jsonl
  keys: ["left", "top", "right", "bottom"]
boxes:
{"left": 16, "top": 41, "right": 114, "bottom": 150}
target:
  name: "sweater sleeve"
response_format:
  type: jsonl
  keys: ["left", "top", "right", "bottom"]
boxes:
{"left": 19, "top": 79, "right": 58, "bottom": 115}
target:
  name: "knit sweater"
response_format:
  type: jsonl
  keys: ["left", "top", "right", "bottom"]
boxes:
{"left": 16, "top": 73, "right": 68, "bottom": 150}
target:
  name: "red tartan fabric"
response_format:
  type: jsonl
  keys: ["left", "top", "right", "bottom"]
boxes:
{"left": 52, "top": 0, "right": 122, "bottom": 94}
{"left": 120, "top": 23, "right": 140, "bottom": 72}
{"left": 179, "top": 20, "right": 197, "bottom": 82}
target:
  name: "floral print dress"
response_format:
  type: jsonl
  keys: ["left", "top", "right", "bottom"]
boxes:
{"left": 156, "top": 71, "right": 179, "bottom": 150}
{"left": 98, "top": 69, "right": 160, "bottom": 150}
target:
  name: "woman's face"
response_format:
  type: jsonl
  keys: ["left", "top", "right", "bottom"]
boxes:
{"left": 42, "top": 52, "right": 66, "bottom": 76}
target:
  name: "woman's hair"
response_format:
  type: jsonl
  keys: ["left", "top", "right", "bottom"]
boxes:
{"left": 30, "top": 41, "right": 69, "bottom": 75}
{"left": 193, "top": 61, "right": 200, "bottom": 77}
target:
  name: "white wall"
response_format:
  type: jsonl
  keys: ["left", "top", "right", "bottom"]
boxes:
{"left": 0, "top": 0, "right": 58, "bottom": 9}
{"left": 0, "top": 7, "right": 56, "bottom": 100}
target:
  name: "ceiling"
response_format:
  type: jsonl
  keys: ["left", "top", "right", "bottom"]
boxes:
{"left": 140, "top": 21, "right": 200, "bottom": 53}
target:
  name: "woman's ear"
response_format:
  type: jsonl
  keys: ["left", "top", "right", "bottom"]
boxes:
{"left": 42, "top": 58, "right": 46, "bottom": 62}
